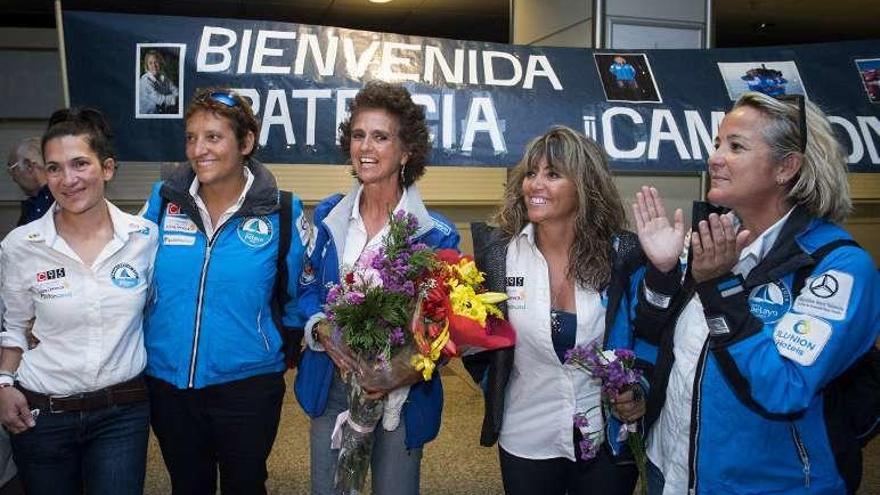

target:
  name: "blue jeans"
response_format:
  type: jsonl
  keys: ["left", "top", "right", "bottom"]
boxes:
{"left": 309, "top": 372, "right": 422, "bottom": 495}
{"left": 10, "top": 402, "right": 149, "bottom": 495}
{"left": 647, "top": 458, "right": 666, "bottom": 495}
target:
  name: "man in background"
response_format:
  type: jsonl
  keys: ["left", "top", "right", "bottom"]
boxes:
{"left": 7, "top": 137, "right": 52, "bottom": 226}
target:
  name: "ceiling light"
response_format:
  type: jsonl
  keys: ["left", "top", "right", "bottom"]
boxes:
{"left": 368, "top": 0, "right": 393, "bottom": 3}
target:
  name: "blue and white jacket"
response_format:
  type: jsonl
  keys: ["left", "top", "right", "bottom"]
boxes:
{"left": 643, "top": 207, "right": 880, "bottom": 494}
{"left": 293, "top": 185, "right": 460, "bottom": 450}
{"left": 141, "top": 160, "right": 307, "bottom": 389}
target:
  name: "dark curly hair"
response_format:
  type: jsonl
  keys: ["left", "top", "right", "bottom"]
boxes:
{"left": 42, "top": 107, "right": 116, "bottom": 163}
{"left": 338, "top": 81, "right": 430, "bottom": 187}
{"left": 185, "top": 87, "right": 260, "bottom": 159}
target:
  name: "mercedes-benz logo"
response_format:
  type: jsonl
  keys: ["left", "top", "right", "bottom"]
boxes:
{"left": 809, "top": 274, "right": 838, "bottom": 299}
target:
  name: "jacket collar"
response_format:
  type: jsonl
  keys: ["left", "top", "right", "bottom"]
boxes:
{"left": 159, "top": 158, "right": 280, "bottom": 232}
{"left": 744, "top": 205, "right": 816, "bottom": 288}
{"left": 321, "top": 183, "right": 436, "bottom": 255}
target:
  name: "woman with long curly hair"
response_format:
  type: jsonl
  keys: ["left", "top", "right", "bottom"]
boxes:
{"left": 467, "top": 125, "right": 683, "bottom": 495}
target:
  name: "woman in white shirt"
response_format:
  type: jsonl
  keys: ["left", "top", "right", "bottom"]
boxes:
{"left": 468, "top": 126, "right": 683, "bottom": 495}
{"left": 0, "top": 107, "right": 158, "bottom": 495}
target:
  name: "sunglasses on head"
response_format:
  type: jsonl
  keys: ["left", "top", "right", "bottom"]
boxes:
{"left": 775, "top": 94, "right": 807, "bottom": 154}
{"left": 198, "top": 91, "right": 239, "bottom": 108}
{"left": 6, "top": 160, "right": 22, "bottom": 172}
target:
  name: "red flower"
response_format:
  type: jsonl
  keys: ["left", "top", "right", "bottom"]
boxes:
{"left": 436, "top": 249, "right": 467, "bottom": 265}
{"left": 345, "top": 272, "right": 355, "bottom": 285}
{"left": 423, "top": 283, "right": 451, "bottom": 321}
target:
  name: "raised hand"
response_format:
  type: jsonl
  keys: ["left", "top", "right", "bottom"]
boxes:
{"left": 632, "top": 186, "right": 685, "bottom": 273}
{"left": 691, "top": 213, "right": 752, "bottom": 282}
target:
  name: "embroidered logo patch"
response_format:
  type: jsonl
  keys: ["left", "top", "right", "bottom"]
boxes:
{"left": 773, "top": 313, "right": 832, "bottom": 366}
{"left": 110, "top": 263, "right": 140, "bottom": 289}
{"left": 300, "top": 256, "right": 316, "bottom": 285}
{"left": 36, "top": 268, "right": 65, "bottom": 282}
{"left": 748, "top": 280, "right": 792, "bottom": 323}
{"left": 238, "top": 217, "right": 273, "bottom": 248}
{"left": 166, "top": 203, "right": 183, "bottom": 216}
{"left": 793, "top": 270, "right": 853, "bottom": 321}
{"left": 163, "top": 234, "right": 196, "bottom": 246}
{"left": 35, "top": 268, "right": 71, "bottom": 299}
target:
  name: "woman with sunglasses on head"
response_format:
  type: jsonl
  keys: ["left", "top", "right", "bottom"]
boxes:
{"left": 293, "top": 81, "right": 459, "bottom": 495}
{"left": 0, "top": 107, "right": 158, "bottom": 495}
{"left": 140, "top": 87, "right": 308, "bottom": 494}
{"left": 637, "top": 92, "right": 880, "bottom": 494}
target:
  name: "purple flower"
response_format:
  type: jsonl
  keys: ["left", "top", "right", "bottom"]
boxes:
{"left": 389, "top": 327, "right": 405, "bottom": 346}
{"left": 326, "top": 285, "right": 341, "bottom": 304}
{"left": 573, "top": 412, "right": 589, "bottom": 429}
{"left": 345, "top": 291, "right": 365, "bottom": 305}
{"left": 578, "top": 436, "right": 600, "bottom": 462}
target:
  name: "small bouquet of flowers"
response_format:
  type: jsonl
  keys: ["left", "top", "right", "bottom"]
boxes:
{"left": 324, "top": 211, "right": 514, "bottom": 495}
{"left": 565, "top": 342, "right": 647, "bottom": 495}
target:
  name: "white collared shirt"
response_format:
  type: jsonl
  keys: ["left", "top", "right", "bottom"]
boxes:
{"left": 499, "top": 224, "right": 605, "bottom": 461}
{"left": 340, "top": 186, "right": 408, "bottom": 268}
{"left": 188, "top": 166, "right": 254, "bottom": 239}
{"left": 0, "top": 201, "right": 158, "bottom": 396}
{"left": 647, "top": 208, "right": 794, "bottom": 494}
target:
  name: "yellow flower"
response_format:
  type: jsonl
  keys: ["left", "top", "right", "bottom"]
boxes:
{"left": 453, "top": 259, "right": 484, "bottom": 287}
{"left": 449, "top": 284, "right": 489, "bottom": 326}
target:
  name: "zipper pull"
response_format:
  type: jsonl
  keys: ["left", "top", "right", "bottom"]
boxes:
{"left": 804, "top": 463, "right": 810, "bottom": 489}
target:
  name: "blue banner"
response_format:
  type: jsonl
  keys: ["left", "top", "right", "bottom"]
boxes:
{"left": 63, "top": 11, "right": 880, "bottom": 172}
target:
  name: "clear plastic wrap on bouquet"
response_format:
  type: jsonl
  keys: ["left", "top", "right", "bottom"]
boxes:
{"left": 333, "top": 374, "right": 384, "bottom": 495}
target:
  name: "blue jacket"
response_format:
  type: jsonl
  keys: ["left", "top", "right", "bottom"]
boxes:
{"left": 141, "top": 160, "right": 307, "bottom": 389}
{"left": 644, "top": 207, "right": 880, "bottom": 494}
{"left": 293, "top": 185, "right": 460, "bottom": 449}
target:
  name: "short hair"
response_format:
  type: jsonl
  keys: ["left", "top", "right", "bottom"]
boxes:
{"left": 338, "top": 81, "right": 430, "bottom": 187}
{"left": 42, "top": 107, "right": 116, "bottom": 163}
{"left": 733, "top": 91, "right": 851, "bottom": 223}
{"left": 185, "top": 87, "right": 260, "bottom": 159}
{"left": 495, "top": 125, "right": 627, "bottom": 290}
{"left": 144, "top": 49, "right": 164, "bottom": 65}
{"left": 8, "top": 137, "right": 42, "bottom": 167}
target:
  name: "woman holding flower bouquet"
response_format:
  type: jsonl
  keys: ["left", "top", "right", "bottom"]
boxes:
{"left": 466, "top": 126, "right": 685, "bottom": 495}
{"left": 638, "top": 92, "right": 880, "bottom": 494}
{"left": 294, "top": 81, "right": 459, "bottom": 495}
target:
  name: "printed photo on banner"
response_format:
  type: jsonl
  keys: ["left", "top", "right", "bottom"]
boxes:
{"left": 854, "top": 58, "right": 880, "bottom": 103}
{"left": 593, "top": 53, "right": 662, "bottom": 103}
{"left": 717, "top": 61, "right": 807, "bottom": 100}
{"left": 135, "top": 43, "right": 185, "bottom": 119}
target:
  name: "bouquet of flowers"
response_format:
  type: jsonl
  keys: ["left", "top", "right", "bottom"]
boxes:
{"left": 324, "top": 211, "right": 514, "bottom": 495}
{"left": 566, "top": 342, "right": 647, "bottom": 495}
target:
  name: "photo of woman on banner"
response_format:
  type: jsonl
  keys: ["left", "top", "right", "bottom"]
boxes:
{"left": 638, "top": 92, "right": 880, "bottom": 494}
{"left": 293, "top": 80, "right": 459, "bottom": 495}
{"left": 136, "top": 45, "right": 181, "bottom": 117}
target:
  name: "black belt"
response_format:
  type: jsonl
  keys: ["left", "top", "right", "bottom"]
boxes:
{"left": 18, "top": 375, "right": 148, "bottom": 414}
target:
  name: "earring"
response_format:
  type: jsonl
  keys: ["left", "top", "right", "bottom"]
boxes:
{"left": 776, "top": 177, "right": 785, "bottom": 185}
{"left": 399, "top": 164, "right": 406, "bottom": 181}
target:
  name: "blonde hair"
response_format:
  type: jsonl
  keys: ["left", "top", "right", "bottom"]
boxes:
{"left": 495, "top": 126, "right": 627, "bottom": 290}
{"left": 733, "top": 92, "right": 851, "bottom": 223}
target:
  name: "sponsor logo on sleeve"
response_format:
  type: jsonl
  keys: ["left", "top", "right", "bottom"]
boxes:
{"left": 110, "top": 263, "right": 141, "bottom": 288}
{"left": 237, "top": 217, "right": 273, "bottom": 248}
{"left": 773, "top": 313, "right": 832, "bottom": 366}
{"left": 793, "top": 270, "right": 853, "bottom": 321}
{"left": 748, "top": 280, "right": 792, "bottom": 323}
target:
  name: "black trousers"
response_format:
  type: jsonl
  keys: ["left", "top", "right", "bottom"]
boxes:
{"left": 147, "top": 373, "right": 285, "bottom": 495}
{"left": 499, "top": 445, "right": 637, "bottom": 495}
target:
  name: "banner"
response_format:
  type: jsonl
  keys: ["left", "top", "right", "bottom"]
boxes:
{"left": 63, "top": 11, "right": 880, "bottom": 172}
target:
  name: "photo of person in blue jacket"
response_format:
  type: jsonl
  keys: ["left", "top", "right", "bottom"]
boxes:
{"left": 293, "top": 81, "right": 459, "bottom": 495}
{"left": 639, "top": 92, "right": 880, "bottom": 494}
{"left": 140, "top": 88, "right": 308, "bottom": 494}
